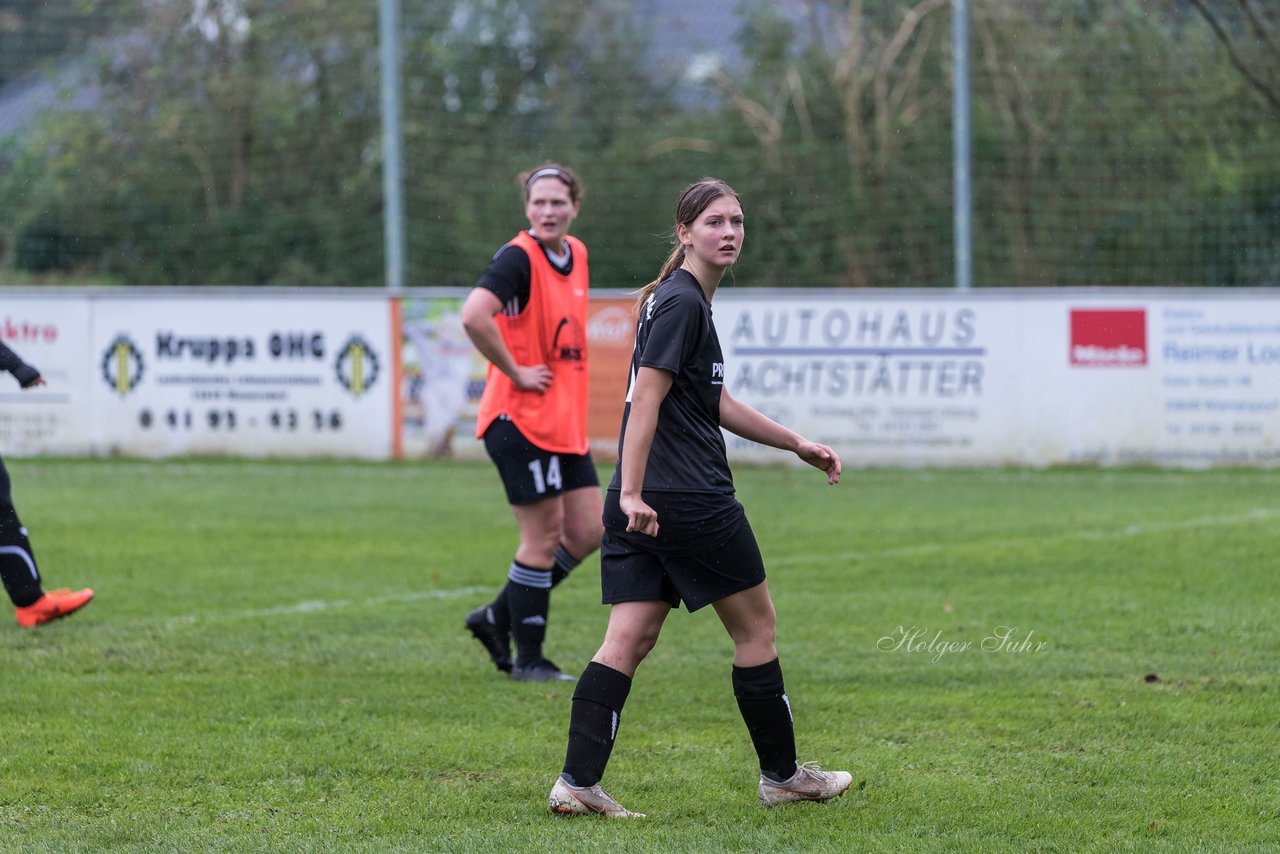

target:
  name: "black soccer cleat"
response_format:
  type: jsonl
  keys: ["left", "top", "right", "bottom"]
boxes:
{"left": 465, "top": 605, "right": 513, "bottom": 673}
{"left": 510, "top": 658, "right": 576, "bottom": 683}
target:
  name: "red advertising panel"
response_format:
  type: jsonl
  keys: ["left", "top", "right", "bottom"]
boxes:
{"left": 1070, "top": 309, "right": 1147, "bottom": 367}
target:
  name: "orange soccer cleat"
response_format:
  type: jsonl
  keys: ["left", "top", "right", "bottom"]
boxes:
{"left": 15, "top": 587, "right": 95, "bottom": 628}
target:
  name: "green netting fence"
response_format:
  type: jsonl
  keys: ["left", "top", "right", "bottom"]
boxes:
{"left": 1, "top": 0, "right": 1276, "bottom": 288}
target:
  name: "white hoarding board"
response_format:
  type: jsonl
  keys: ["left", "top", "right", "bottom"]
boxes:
{"left": 715, "top": 296, "right": 1022, "bottom": 465}
{"left": 1059, "top": 299, "right": 1280, "bottom": 466}
{"left": 714, "top": 293, "right": 1280, "bottom": 468}
{"left": 1, "top": 299, "right": 95, "bottom": 454}
{"left": 90, "top": 297, "right": 393, "bottom": 458}
{"left": 5, "top": 288, "right": 1276, "bottom": 467}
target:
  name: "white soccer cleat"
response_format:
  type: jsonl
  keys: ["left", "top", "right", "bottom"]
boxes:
{"left": 549, "top": 776, "right": 645, "bottom": 818}
{"left": 758, "top": 761, "right": 854, "bottom": 807}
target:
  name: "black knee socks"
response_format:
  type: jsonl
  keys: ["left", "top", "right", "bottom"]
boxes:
{"left": 506, "top": 561, "right": 553, "bottom": 667}
{"left": 0, "top": 522, "right": 42, "bottom": 608}
{"left": 488, "top": 544, "right": 581, "bottom": 640}
{"left": 561, "top": 662, "right": 632, "bottom": 788}
{"left": 733, "top": 658, "right": 798, "bottom": 782}
{"left": 550, "top": 543, "right": 580, "bottom": 587}
{"left": 559, "top": 659, "right": 796, "bottom": 788}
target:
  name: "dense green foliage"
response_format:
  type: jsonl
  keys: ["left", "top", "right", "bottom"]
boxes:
{"left": 0, "top": 459, "right": 1276, "bottom": 850}
{"left": 0, "top": 0, "right": 1277, "bottom": 288}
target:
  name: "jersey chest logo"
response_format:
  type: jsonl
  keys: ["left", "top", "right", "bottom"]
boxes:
{"left": 551, "top": 316, "right": 586, "bottom": 362}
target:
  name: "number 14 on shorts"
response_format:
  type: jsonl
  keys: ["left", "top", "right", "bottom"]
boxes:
{"left": 528, "top": 457, "right": 562, "bottom": 494}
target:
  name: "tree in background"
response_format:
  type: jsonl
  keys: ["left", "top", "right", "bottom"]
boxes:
{"left": 0, "top": 0, "right": 1275, "bottom": 287}
{"left": 3, "top": 0, "right": 383, "bottom": 285}
{"left": 709, "top": 0, "right": 953, "bottom": 286}
{"left": 1188, "top": 0, "right": 1279, "bottom": 117}
{"left": 973, "top": 0, "right": 1279, "bottom": 286}
{"left": 399, "top": 0, "right": 702, "bottom": 288}
{"left": 1185, "top": 0, "right": 1280, "bottom": 284}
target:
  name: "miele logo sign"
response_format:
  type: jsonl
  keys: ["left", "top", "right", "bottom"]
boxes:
{"left": 1069, "top": 309, "right": 1147, "bottom": 367}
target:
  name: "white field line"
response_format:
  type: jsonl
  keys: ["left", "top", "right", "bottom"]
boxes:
{"left": 769, "top": 506, "right": 1280, "bottom": 568}
{"left": 116, "top": 507, "right": 1279, "bottom": 627}
{"left": 159, "top": 585, "right": 492, "bottom": 628}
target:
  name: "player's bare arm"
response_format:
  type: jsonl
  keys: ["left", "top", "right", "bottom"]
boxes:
{"left": 460, "top": 287, "right": 553, "bottom": 392}
{"left": 619, "top": 366, "right": 674, "bottom": 536}
{"left": 720, "top": 387, "right": 841, "bottom": 485}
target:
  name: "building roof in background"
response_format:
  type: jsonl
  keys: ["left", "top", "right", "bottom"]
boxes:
{"left": 0, "top": 61, "right": 100, "bottom": 138}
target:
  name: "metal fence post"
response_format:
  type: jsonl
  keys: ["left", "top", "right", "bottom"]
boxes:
{"left": 952, "top": 0, "right": 973, "bottom": 291}
{"left": 380, "top": 0, "right": 405, "bottom": 293}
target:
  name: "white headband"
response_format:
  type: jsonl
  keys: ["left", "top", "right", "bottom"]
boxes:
{"left": 525, "top": 168, "right": 571, "bottom": 191}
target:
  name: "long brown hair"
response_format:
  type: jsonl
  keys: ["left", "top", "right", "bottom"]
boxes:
{"left": 634, "top": 178, "right": 742, "bottom": 315}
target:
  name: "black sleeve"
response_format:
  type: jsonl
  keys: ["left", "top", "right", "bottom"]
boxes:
{"left": 475, "top": 244, "right": 532, "bottom": 313}
{"left": 0, "top": 340, "right": 41, "bottom": 388}
{"left": 638, "top": 287, "right": 703, "bottom": 374}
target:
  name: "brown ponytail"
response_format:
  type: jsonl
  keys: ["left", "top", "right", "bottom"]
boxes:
{"left": 634, "top": 178, "right": 742, "bottom": 315}
{"left": 634, "top": 245, "right": 686, "bottom": 315}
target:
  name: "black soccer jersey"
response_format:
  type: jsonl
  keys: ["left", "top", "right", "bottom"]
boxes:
{"left": 609, "top": 269, "right": 734, "bottom": 495}
{"left": 0, "top": 341, "right": 40, "bottom": 387}
{"left": 476, "top": 233, "right": 574, "bottom": 315}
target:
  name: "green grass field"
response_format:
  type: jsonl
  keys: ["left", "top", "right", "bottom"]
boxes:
{"left": 0, "top": 458, "right": 1276, "bottom": 852}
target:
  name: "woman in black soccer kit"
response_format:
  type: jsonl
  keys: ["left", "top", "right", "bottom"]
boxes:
{"left": 460, "top": 163, "right": 601, "bottom": 683}
{"left": 0, "top": 341, "right": 94, "bottom": 627}
{"left": 548, "top": 179, "right": 852, "bottom": 817}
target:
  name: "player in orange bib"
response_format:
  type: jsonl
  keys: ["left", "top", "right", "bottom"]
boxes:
{"left": 461, "top": 163, "right": 601, "bottom": 683}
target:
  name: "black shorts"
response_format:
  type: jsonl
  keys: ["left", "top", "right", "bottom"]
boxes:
{"left": 483, "top": 416, "right": 599, "bottom": 506}
{"left": 599, "top": 490, "right": 766, "bottom": 612}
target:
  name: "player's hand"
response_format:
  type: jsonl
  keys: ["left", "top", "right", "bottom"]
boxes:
{"left": 512, "top": 363, "right": 553, "bottom": 393}
{"left": 620, "top": 492, "right": 659, "bottom": 537}
{"left": 20, "top": 375, "right": 46, "bottom": 389}
{"left": 797, "top": 441, "right": 842, "bottom": 485}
